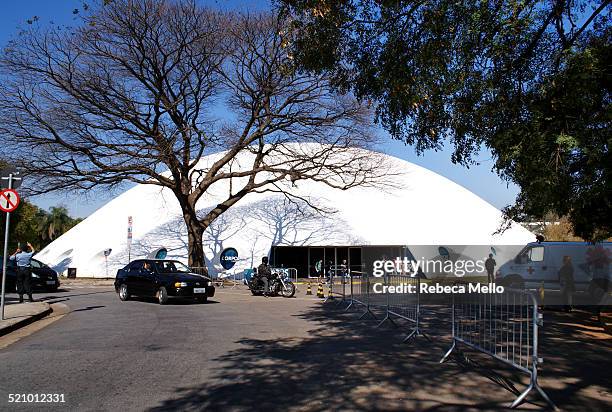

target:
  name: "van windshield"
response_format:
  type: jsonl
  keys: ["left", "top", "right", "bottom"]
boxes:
{"left": 517, "top": 246, "right": 544, "bottom": 263}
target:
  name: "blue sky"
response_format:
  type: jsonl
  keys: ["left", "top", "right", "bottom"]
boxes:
{"left": 1, "top": 0, "right": 519, "bottom": 218}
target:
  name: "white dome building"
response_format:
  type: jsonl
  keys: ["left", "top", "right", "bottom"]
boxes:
{"left": 36, "top": 146, "right": 534, "bottom": 278}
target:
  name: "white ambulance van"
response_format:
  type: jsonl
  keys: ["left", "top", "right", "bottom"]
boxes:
{"left": 496, "top": 242, "right": 611, "bottom": 301}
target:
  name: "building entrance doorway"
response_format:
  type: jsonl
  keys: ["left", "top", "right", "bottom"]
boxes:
{"left": 270, "top": 246, "right": 363, "bottom": 278}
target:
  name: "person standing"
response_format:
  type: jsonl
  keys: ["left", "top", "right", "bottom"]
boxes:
{"left": 325, "top": 259, "right": 333, "bottom": 283}
{"left": 485, "top": 253, "right": 496, "bottom": 284}
{"left": 339, "top": 259, "right": 348, "bottom": 276}
{"left": 9, "top": 242, "right": 36, "bottom": 303}
{"left": 559, "top": 255, "right": 575, "bottom": 312}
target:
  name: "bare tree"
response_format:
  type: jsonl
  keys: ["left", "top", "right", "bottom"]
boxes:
{"left": 0, "top": 0, "right": 390, "bottom": 267}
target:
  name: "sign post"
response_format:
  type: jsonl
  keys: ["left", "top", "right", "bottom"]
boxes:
{"left": 103, "top": 248, "right": 112, "bottom": 278}
{"left": 127, "top": 216, "right": 133, "bottom": 263}
{"left": 1, "top": 172, "right": 22, "bottom": 320}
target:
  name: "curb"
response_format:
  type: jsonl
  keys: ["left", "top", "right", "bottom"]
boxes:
{"left": 0, "top": 303, "right": 53, "bottom": 337}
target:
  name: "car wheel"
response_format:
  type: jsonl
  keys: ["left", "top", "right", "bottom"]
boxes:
{"left": 157, "top": 286, "right": 168, "bottom": 305}
{"left": 119, "top": 283, "right": 130, "bottom": 301}
{"left": 195, "top": 296, "right": 208, "bottom": 304}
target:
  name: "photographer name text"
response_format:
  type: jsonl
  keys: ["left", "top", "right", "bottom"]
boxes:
{"left": 373, "top": 282, "right": 504, "bottom": 294}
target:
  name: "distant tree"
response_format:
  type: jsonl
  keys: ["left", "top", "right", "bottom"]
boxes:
{"left": 2, "top": 201, "right": 41, "bottom": 251}
{"left": 0, "top": 0, "right": 389, "bottom": 267}
{"left": 542, "top": 214, "right": 584, "bottom": 242}
{"left": 280, "top": 0, "right": 611, "bottom": 240}
{"left": 1, "top": 201, "right": 81, "bottom": 251}
{"left": 38, "top": 206, "right": 79, "bottom": 242}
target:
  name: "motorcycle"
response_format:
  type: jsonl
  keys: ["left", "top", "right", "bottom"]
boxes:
{"left": 248, "top": 269, "right": 296, "bottom": 298}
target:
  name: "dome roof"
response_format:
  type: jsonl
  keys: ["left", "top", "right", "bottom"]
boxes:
{"left": 36, "top": 145, "right": 533, "bottom": 277}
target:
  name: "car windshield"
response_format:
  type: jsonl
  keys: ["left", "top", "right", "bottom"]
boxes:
{"left": 154, "top": 261, "right": 191, "bottom": 274}
{"left": 31, "top": 259, "right": 49, "bottom": 269}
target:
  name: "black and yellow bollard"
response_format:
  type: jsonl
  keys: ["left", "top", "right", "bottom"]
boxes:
{"left": 306, "top": 282, "right": 312, "bottom": 295}
{"left": 316, "top": 282, "right": 324, "bottom": 298}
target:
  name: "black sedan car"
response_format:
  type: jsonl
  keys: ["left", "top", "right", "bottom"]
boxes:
{"left": 114, "top": 259, "right": 215, "bottom": 304}
{"left": 0, "top": 257, "right": 61, "bottom": 292}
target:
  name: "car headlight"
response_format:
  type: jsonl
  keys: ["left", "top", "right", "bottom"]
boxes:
{"left": 31, "top": 273, "right": 40, "bottom": 279}
{"left": 174, "top": 282, "right": 188, "bottom": 287}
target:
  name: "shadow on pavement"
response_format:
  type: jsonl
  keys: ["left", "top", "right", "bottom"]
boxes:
{"left": 147, "top": 299, "right": 611, "bottom": 411}
{"left": 536, "top": 309, "right": 612, "bottom": 410}
{"left": 72, "top": 305, "right": 106, "bottom": 312}
{"left": 125, "top": 296, "right": 220, "bottom": 305}
{"left": 146, "top": 303, "right": 536, "bottom": 411}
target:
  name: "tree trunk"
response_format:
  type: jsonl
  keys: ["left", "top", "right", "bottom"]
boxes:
{"left": 183, "top": 210, "right": 205, "bottom": 268}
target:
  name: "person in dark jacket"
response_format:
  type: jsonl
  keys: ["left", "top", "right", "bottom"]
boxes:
{"left": 257, "top": 256, "right": 272, "bottom": 296}
{"left": 9, "top": 242, "right": 36, "bottom": 303}
{"left": 559, "top": 255, "right": 575, "bottom": 312}
{"left": 485, "top": 254, "right": 496, "bottom": 284}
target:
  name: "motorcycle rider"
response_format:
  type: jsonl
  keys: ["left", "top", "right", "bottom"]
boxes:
{"left": 257, "top": 256, "right": 272, "bottom": 296}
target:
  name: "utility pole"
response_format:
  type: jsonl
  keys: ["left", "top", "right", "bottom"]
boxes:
{"left": 1, "top": 172, "right": 22, "bottom": 320}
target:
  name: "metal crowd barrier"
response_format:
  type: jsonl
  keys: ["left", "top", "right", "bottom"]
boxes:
{"left": 337, "top": 273, "right": 426, "bottom": 342}
{"left": 326, "top": 274, "right": 347, "bottom": 303}
{"left": 439, "top": 287, "right": 557, "bottom": 409}
{"left": 271, "top": 267, "right": 298, "bottom": 283}
{"left": 377, "top": 274, "right": 428, "bottom": 342}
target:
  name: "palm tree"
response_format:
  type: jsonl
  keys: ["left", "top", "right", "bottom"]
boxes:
{"left": 38, "top": 207, "right": 75, "bottom": 242}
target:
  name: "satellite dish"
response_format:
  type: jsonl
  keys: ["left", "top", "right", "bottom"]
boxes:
{"left": 438, "top": 247, "right": 450, "bottom": 258}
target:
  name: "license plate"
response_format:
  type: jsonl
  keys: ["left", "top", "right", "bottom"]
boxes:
{"left": 46, "top": 281, "right": 56, "bottom": 285}
{"left": 193, "top": 288, "right": 206, "bottom": 294}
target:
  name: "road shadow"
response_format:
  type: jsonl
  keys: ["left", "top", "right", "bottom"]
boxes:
{"left": 147, "top": 298, "right": 612, "bottom": 411}
{"left": 146, "top": 302, "right": 547, "bottom": 411}
{"left": 125, "top": 296, "right": 220, "bottom": 306}
{"left": 535, "top": 309, "right": 612, "bottom": 410}
{"left": 72, "top": 305, "right": 106, "bottom": 312}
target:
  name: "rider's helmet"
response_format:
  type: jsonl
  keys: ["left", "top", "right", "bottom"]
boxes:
{"left": 262, "top": 256, "right": 269, "bottom": 264}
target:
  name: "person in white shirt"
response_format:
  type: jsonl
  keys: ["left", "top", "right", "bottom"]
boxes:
{"left": 9, "top": 242, "right": 36, "bottom": 303}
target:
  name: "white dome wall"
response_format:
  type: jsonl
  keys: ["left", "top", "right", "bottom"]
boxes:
{"left": 36, "top": 147, "right": 534, "bottom": 277}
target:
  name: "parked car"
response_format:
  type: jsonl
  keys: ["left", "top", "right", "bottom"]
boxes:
{"left": 114, "top": 259, "right": 215, "bottom": 304}
{"left": 0, "top": 257, "right": 61, "bottom": 292}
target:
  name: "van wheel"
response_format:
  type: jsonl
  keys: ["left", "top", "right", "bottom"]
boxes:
{"left": 119, "top": 283, "right": 130, "bottom": 301}
{"left": 157, "top": 286, "right": 168, "bottom": 305}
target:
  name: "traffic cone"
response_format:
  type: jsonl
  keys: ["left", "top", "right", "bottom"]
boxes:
{"left": 306, "top": 282, "right": 312, "bottom": 295}
{"left": 317, "top": 282, "right": 324, "bottom": 298}
{"left": 327, "top": 284, "right": 333, "bottom": 299}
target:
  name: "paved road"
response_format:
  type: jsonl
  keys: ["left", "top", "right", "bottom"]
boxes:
{"left": 0, "top": 286, "right": 321, "bottom": 411}
{"left": 0, "top": 286, "right": 610, "bottom": 411}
